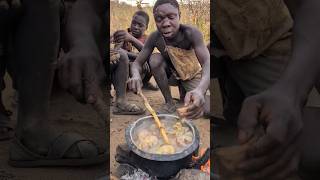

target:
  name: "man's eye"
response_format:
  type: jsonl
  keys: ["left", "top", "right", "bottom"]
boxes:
{"left": 155, "top": 16, "right": 162, "bottom": 22}
{"left": 169, "top": 15, "right": 176, "bottom": 19}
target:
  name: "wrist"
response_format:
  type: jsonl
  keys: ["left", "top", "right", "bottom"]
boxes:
{"left": 273, "top": 79, "right": 309, "bottom": 108}
{"left": 127, "top": 34, "right": 135, "bottom": 42}
{"left": 194, "top": 87, "right": 207, "bottom": 95}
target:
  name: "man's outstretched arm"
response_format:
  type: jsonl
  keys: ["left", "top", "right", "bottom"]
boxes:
{"left": 60, "top": 0, "right": 106, "bottom": 104}
{"left": 237, "top": 0, "right": 320, "bottom": 179}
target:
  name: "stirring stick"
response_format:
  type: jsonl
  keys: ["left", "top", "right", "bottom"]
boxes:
{"left": 138, "top": 91, "right": 170, "bottom": 145}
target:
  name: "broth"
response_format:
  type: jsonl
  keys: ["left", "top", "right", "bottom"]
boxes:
{"left": 133, "top": 118, "right": 193, "bottom": 154}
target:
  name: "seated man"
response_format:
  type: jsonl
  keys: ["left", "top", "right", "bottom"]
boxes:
{"left": 113, "top": 10, "right": 158, "bottom": 91}
{"left": 213, "top": 0, "right": 292, "bottom": 126}
{"left": 128, "top": 0, "right": 210, "bottom": 118}
{"left": 235, "top": 0, "right": 320, "bottom": 179}
{"left": 109, "top": 47, "right": 145, "bottom": 115}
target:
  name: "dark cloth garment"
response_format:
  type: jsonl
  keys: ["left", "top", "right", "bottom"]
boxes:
{"left": 216, "top": 0, "right": 293, "bottom": 60}
{"left": 213, "top": 36, "right": 291, "bottom": 124}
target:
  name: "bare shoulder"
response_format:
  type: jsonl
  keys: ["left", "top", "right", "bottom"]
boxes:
{"left": 147, "top": 31, "right": 162, "bottom": 45}
{"left": 181, "top": 24, "right": 202, "bottom": 37}
{"left": 181, "top": 24, "right": 202, "bottom": 39}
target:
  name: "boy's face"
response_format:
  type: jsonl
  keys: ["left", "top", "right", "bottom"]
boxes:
{"left": 130, "top": 15, "right": 147, "bottom": 38}
{"left": 154, "top": 3, "right": 180, "bottom": 40}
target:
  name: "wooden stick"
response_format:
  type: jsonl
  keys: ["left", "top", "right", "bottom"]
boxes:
{"left": 138, "top": 91, "right": 170, "bottom": 144}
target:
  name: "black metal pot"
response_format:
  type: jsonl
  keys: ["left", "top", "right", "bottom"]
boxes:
{"left": 125, "top": 114, "right": 200, "bottom": 179}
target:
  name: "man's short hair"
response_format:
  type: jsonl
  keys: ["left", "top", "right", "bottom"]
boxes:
{"left": 134, "top": 10, "right": 149, "bottom": 26}
{"left": 153, "top": 0, "right": 180, "bottom": 13}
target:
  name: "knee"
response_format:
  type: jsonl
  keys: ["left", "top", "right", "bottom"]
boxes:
{"left": 117, "top": 49, "right": 129, "bottom": 65}
{"left": 149, "top": 53, "right": 165, "bottom": 71}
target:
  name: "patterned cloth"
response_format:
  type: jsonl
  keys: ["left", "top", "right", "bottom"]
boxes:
{"left": 216, "top": 0, "right": 293, "bottom": 60}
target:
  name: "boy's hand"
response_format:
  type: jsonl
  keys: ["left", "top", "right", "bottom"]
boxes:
{"left": 113, "top": 30, "right": 133, "bottom": 43}
{"left": 237, "top": 86, "right": 302, "bottom": 179}
{"left": 127, "top": 76, "right": 142, "bottom": 93}
{"left": 58, "top": 46, "right": 106, "bottom": 104}
{"left": 179, "top": 89, "right": 205, "bottom": 119}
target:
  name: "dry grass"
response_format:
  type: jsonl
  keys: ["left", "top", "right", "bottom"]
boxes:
{"left": 110, "top": 0, "right": 210, "bottom": 43}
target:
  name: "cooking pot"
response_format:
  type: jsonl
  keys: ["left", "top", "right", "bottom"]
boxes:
{"left": 125, "top": 114, "right": 200, "bottom": 179}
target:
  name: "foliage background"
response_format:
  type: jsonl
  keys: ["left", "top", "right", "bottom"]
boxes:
{"left": 110, "top": 0, "right": 210, "bottom": 43}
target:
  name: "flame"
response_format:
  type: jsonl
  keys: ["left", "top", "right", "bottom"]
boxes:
{"left": 192, "top": 148, "right": 210, "bottom": 174}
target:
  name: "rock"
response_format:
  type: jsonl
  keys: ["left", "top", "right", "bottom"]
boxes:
{"left": 171, "top": 169, "right": 210, "bottom": 180}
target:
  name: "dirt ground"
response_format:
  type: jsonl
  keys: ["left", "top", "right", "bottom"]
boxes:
{"left": 109, "top": 78, "right": 214, "bottom": 178}
{"left": 0, "top": 74, "right": 107, "bottom": 180}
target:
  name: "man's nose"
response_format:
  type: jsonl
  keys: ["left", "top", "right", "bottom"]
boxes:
{"left": 162, "top": 18, "right": 170, "bottom": 27}
{"left": 133, "top": 24, "right": 139, "bottom": 29}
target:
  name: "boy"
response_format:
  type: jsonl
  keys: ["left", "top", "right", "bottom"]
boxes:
{"left": 109, "top": 47, "right": 145, "bottom": 115}
{"left": 113, "top": 10, "right": 158, "bottom": 91}
{"left": 128, "top": 0, "right": 210, "bottom": 118}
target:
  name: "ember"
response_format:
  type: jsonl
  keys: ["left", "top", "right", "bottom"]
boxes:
{"left": 115, "top": 144, "right": 210, "bottom": 179}
{"left": 192, "top": 148, "right": 210, "bottom": 175}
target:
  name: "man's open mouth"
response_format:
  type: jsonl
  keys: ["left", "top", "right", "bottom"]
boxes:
{"left": 163, "top": 32, "right": 172, "bottom": 36}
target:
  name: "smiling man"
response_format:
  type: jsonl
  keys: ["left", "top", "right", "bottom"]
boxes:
{"left": 128, "top": 0, "right": 210, "bottom": 118}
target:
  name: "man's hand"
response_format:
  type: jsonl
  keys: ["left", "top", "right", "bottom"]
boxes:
{"left": 127, "top": 76, "right": 142, "bottom": 94}
{"left": 58, "top": 47, "right": 105, "bottom": 104}
{"left": 113, "top": 30, "right": 133, "bottom": 44}
{"left": 237, "top": 86, "right": 303, "bottom": 179}
{"left": 178, "top": 89, "right": 205, "bottom": 119}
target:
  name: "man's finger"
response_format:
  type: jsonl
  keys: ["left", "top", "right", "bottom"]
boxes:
{"left": 184, "top": 92, "right": 192, "bottom": 106}
{"left": 245, "top": 139, "right": 299, "bottom": 179}
{"left": 131, "top": 79, "right": 136, "bottom": 92}
{"left": 238, "top": 97, "right": 261, "bottom": 144}
{"left": 247, "top": 134, "right": 280, "bottom": 158}
{"left": 246, "top": 116, "right": 289, "bottom": 157}
{"left": 84, "top": 75, "right": 98, "bottom": 104}
{"left": 136, "top": 80, "right": 142, "bottom": 93}
{"left": 273, "top": 150, "right": 299, "bottom": 180}
{"left": 186, "top": 106, "right": 204, "bottom": 119}
{"left": 69, "top": 63, "right": 84, "bottom": 102}
{"left": 58, "top": 54, "right": 71, "bottom": 89}
{"left": 127, "top": 79, "right": 132, "bottom": 90}
{"left": 237, "top": 143, "right": 286, "bottom": 172}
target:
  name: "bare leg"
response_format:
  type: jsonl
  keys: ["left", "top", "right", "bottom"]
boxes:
{"left": 149, "top": 53, "right": 176, "bottom": 112}
{"left": 12, "top": 0, "right": 60, "bottom": 155}
{"left": 112, "top": 50, "right": 143, "bottom": 114}
{"left": 112, "top": 49, "right": 129, "bottom": 104}
{"left": 142, "top": 59, "right": 158, "bottom": 91}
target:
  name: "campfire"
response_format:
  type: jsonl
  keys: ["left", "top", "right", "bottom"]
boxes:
{"left": 115, "top": 145, "right": 210, "bottom": 180}
{"left": 192, "top": 148, "right": 211, "bottom": 174}
{"left": 114, "top": 114, "right": 211, "bottom": 179}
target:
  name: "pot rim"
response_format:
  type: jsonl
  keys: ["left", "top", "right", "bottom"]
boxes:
{"left": 125, "top": 114, "right": 200, "bottom": 161}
